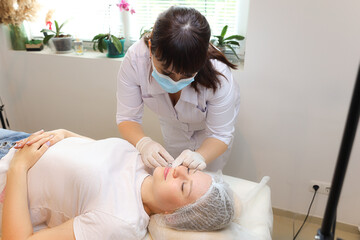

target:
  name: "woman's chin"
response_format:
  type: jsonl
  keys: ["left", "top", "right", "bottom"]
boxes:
{"left": 153, "top": 166, "right": 165, "bottom": 179}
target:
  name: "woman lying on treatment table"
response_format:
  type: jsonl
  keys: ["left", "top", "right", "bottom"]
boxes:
{"left": 0, "top": 129, "right": 234, "bottom": 240}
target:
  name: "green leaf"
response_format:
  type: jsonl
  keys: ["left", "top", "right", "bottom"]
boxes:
{"left": 98, "top": 38, "right": 105, "bottom": 53}
{"left": 213, "top": 35, "right": 224, "bottom": 46}
{"left": 59, "top": 20, "right": 69, "bottom": 31}
{"left": 54, "top": 21, "right": 59, "bottom": 36}
{"left": 225, "top": 40, "right": 240, "bottom": 46}
{"left": 93, "top": 42, "right": 97, "bottom": 51}
{"left": 92, "top": 34, "right": 107, "bottom": 41}
{"left": 224, "top": 35, "right": 245, "bottom": 41}
{"left": 220, "top": 25, "right": 228, "bottom": 38}
{"left": 213, "top": 35, "right": 223, "bottom": 40}
{"left": 43, "top": 34, "right": 54, "bottom": 44}
{"left": 139, "top": 26, "right": 153, "bottom": 39}
{"left": 139, "top": 26, "right": 145, "bottom": 38}
{"left": 111, "top": 35, "right": 123, "bottom": 53}
{"left": 40, "top": 29, "right": 55, "bottom": 34}
{"left": 225, "top": 44, "right": 240, "bottom": 60}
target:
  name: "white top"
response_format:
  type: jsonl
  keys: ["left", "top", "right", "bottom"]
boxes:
{"left": 116, "top": 39, "right": 240, "bottom": 171}
{"left": 1, "top": 137, "right": 150, "bottom": 240}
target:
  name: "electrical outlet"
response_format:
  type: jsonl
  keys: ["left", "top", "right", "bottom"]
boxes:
{"left": 309, "top": 180, "right": 331, "bottom": 195}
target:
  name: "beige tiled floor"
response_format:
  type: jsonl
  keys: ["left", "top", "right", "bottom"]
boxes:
{"left": 273, "top": 214, "right": 360, "bottom": 240}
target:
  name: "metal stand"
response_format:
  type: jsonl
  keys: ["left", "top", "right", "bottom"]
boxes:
{"left": 316, "top": 65, "right": 360, "bottom": 240}
{"left": 0, "top": 104, "right": 7, "bottom": 129}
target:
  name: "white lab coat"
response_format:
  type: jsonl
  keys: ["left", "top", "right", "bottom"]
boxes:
{"left": 116, "top": 39, "right": 240, "bottom": 171}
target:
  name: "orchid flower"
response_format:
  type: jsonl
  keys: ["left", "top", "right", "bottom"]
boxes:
{"left": 116, "top": 0, "right": 135, "bottom": 14}
{"left": 116, "top": 0, "right": 130, "bottom": 12}
{"left": 46, "top": 21, "right": 52, "bottom": 30}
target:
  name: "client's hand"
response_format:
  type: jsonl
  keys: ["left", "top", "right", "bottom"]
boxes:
{"left": 11, "top": 135, "right": 52, "bottom": 171}
{"left": 172, "top": 149, "right": 206, "bottom": 170}
{"left": 14, "top": 129, "right": 67, "bottom": 149}
{"left": 136, "top": 137, "right": 174, "bottom": 168}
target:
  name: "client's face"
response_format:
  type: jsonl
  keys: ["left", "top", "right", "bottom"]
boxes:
{"left": 152, "top": 165, "right": 212, "bottom": 213}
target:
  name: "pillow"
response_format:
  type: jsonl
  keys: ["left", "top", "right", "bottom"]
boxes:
{"left": 147, "top": 175, "right": 273, "bottom": 240}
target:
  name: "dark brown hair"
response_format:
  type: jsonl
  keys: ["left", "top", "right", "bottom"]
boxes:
{"left": 144, "top": 6, "right": 237, "bottom": 93}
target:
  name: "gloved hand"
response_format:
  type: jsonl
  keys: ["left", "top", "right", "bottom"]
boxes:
{"left": 136, "top": 137, "right": 174, "bottom": 168}
{"left": 172, "top": 149, "right": 207, "bottom": 170}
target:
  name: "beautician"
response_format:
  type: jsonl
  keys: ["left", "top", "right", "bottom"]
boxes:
{"left": 116, "top": 6, "right": 240, "bottom": 172}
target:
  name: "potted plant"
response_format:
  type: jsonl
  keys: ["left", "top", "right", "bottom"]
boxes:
{"left": 211, "top": 25, "right": 245, "bottom": 61}
{"left": 92, "top": 33, "right": 125, "bottom": 58}
{"left": 41, "top": 20, "right": 72, "bottom": 53}
{"left": 25, "top": 39, "right": 43, "bottom": 51}
{"left": 117, "top": 0, "right": 135, "bottom": 50}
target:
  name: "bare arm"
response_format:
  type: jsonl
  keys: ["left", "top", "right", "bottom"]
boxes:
{"left": 28, "top": 219, "right": 75, "bottom": 240}
{"left": 117, "top": 121, "right": 146, "bottom": 146}
{"left": 15, "top": 129, "right": 93, "bottom": 149}
{"left": 2, "top": 133, "right": 75, "bottom": 240}
{"left": 2, "top": 166, "right": 33, "bottom": 239}
{"left": 196, "top": 137, "right": 228, "bottom": 164}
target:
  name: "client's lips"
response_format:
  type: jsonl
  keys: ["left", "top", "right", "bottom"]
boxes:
{"left": 164, "top": 167, "right": 170, "bottom": 180}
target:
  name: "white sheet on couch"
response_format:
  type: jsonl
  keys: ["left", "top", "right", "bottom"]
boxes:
{"left": 147, "top": 175, "right": 273, "bottom": 240}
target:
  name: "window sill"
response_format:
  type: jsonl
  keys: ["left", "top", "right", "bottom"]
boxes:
{"left": 8, "top": 46, "right": 244, "bottom": 70}
{"left": 9, "top": 46, "right": 125, "bottom": 62}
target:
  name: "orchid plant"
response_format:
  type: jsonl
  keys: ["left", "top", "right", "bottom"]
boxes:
{"left": 211, "top": 25, "right": 245, "bottom": 60}
{"left": 92, "top": 33, "right": 123, "bottom": 53}
{"left": 116, "top": 0, "right": 135, "bottom": 14}
{"left": 92, "top": 0, "right": 134, "bottom": 55}
{"left": 40, "top": 20, "right": 71, "bottom": 44}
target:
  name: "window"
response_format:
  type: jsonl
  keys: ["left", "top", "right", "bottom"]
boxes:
{"left": 134, "top": 0, "right": 244, "bottom": 40}
{"left": 28, "top": 0, "right": 116, "bottom": 40}
{"left": 27, "top": 0, "right": 249, "bottom": 48}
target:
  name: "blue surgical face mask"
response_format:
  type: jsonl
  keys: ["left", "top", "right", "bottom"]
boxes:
{"left": 151, "top": 59, "right": 197, "bottom": 93}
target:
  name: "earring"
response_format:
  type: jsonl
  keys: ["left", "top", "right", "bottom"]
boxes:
{"left": 148, "top": 39, "right": 152, "bottom": 58}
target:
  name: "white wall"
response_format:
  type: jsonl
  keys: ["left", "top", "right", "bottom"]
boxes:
{"left": 1, "top": 0, "right": 360, "bottom": 226}
{"left": 0, "top": 32, "right": 163, "bottom": 142}
{"left": 222, "top": 0, "right": 360, "bottom": 226}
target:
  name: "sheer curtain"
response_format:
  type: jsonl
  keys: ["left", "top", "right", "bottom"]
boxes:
{"left": 27, "top": 0, "right": 249, "bottom": 44}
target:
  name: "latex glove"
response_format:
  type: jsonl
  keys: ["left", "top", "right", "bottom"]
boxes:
{"left": 172, "top": 149, "right": 206, "bottom": 170}
{"left": 136, "top": 137, "right": 174, "bottom": 168}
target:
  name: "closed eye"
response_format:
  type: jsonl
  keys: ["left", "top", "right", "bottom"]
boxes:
{"left": 164, "top": 72, "right": 177, "bottom": 79}
{"left": 161, "top": 70, "right": 172, "bottom": 76}
{"left": 184, "top": 73, "right": 194, "bottom": 78}
{"left": 181, "top": 168, "right": 190, "bottom": 192}
{"left": 162, "top": 71, "right": 193, "bottom": 79}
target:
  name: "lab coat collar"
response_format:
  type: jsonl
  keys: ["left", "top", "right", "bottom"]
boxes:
{"left": 180, "top": 86, "right": 198, "bottom": 105}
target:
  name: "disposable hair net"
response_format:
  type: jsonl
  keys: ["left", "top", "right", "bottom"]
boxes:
{"left": 153, "top": 172, "right": 235, "bottom": 231}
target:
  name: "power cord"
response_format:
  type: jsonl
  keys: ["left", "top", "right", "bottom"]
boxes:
{"left": 293, "top": 185, "right": 319, "bottom": 240}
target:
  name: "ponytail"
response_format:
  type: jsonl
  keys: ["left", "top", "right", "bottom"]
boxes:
{"left": 190, "top": 43, "right": 237, "bottom": 93}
